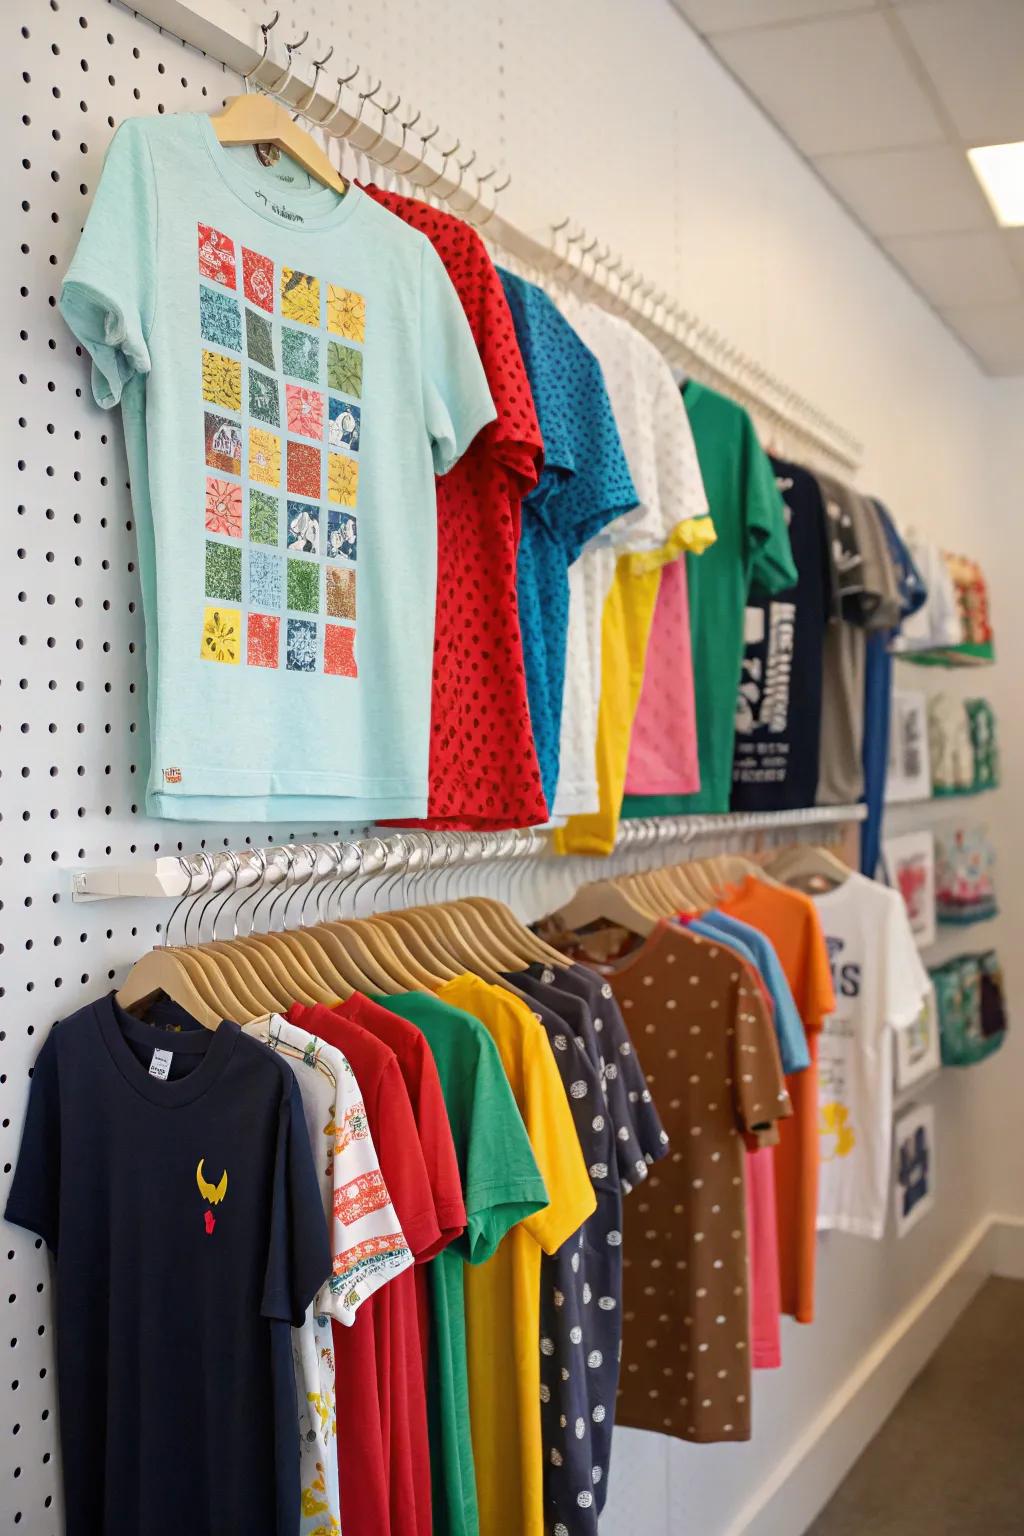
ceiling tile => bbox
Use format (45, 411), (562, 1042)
(1002, 228), (1024, 286)
(814, 144), (992, 235)
(713, 11), (945, 155)
(884, 230), (1022, 308)
(671, 1), (875, 36)
(895, 0), (1024, 146)
(939, 300), (1024, 374)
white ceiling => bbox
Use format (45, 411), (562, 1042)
(670, 0), (1024, 375)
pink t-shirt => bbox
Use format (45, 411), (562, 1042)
(624, 555), (700, 794)
(746, 1145), (782, 1370)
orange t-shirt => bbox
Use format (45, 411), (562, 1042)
(718, 876), (835, 1323)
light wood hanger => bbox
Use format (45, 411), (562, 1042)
(554, 879), (657, 938)
(765, 842), (851, 894)
(211, 94), (347, 194)
(117, 949), (223, 1028)
(373, 910), (462, 982)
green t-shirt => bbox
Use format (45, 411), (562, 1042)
(372, 992), (546, 1536)
(622, 379), (796, 816)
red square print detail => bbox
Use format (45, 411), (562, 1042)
(198, 223), (236, 288)
(287, 440), (322, 500)
(247, 612), (280, 669)
(324, 624), (357, 678)
(242, 247), (275, 313)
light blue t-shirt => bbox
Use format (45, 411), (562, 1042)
(497, 271), (637, 808)
(60, 114), (495, 821)
(695, 910), (810, 1075)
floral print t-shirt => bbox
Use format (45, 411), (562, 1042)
(60, 114), (494, 821)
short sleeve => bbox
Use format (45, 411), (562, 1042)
(883, 892), (931, 1028)
(262, 1075), (332, 1326)
(749, 935), (811, 1075)
(519, 1022), (597, 1255)
(60, 118), (157, 408)
(419, 239), (496, 474)
(4, 1029), (61, 1254)
(320, 1052), (413, 1324)
(409, 1040), (467, 1249)
(462, 1028), (549, 1265)
(800, 905), (838, 1030)
(730, 969), (792, 1144)
(595, 992), (670, 1187)
(371, 1057), (443, 1262)
(744, 413), (797, 595)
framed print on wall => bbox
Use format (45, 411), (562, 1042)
(883, 829), (936, 950)
(895, 982), (941, 1090)
(886, 689), (932, 803)
(893, 1103), (936, 1238)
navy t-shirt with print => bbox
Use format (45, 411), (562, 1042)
(731, 457), (831, 810)
(498, 271), (638, 807)
(4, 993), (330, 1536)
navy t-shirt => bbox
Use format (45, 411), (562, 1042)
(4, 993), (330, 1536)
(731, 458), (831, 810)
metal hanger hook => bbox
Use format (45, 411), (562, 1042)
(163, 856), (197, 948)
(270, 29), (309, 101)
(317, 64), (360, 130)
(294, 45), (333, 118)
(243, 9), (279, 92)
(183, 852), (216, 948)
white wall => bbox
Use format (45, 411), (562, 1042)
(318, 0), (1018, 1529)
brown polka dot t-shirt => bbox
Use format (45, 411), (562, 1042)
(564, 919), (791, 1443)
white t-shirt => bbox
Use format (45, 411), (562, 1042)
(812, 874), (930, 1239)
(244, 1014), (412, 1536)
(550, 298), (709, 816)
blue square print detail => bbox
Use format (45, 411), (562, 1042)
(287, 500), (321, 555)
(328, 398), (361, 453)
(326, 509), (358, 562)
(249, 548), (283, 611)
(200, 287), (242, 352)
(287, 618), (318, 672)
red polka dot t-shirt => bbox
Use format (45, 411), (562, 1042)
(363, 187), (548, 829)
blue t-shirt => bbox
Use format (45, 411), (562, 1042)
(861, 501), (928, 875)
(694, 910), (811, 1075)
(497, 272), (637, 806)
(60, 114), (495, 821)
(4, 994), (330, 1536)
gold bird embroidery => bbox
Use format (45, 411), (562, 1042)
(195, 1158), (228, 1205)
(819, 1103), (856, 1161)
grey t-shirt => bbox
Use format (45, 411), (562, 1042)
(816, 477), (900, 804)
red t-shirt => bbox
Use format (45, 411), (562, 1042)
(363, 185), (548, 829)
(287, 1001), (440, 1536)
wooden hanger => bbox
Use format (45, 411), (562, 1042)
(373, 910), (463, 982)
(765, 843), (850, 895)
(554, 879), (657, 938)
(117, 948), (223, 1029)
(211, 94), (347, 194)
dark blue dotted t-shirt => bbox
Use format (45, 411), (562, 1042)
(498, 272), (638, 808)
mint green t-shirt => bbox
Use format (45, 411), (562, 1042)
(623, 380), (796, 816)
(60, 114), (495, 820)
(371, 991), (546, 1536)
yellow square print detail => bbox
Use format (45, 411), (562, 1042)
(328, 452), (359, 507)
(281, 268), (320, 326)
(201, 349), (242, 411)
(328, 284), (366, 343)
(249, 427), (282, 487)
(200, 605), (242, 665)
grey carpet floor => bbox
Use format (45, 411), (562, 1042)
(805, 1276), (1024, 1536)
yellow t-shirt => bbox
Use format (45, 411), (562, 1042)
(437, 974), (597, 1536)
(556, 515), (715, 856)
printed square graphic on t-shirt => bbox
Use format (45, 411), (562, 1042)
(242, 246), (274, 312)
(287, 617), (317, 671)
(326, 565), (356, 620)
(281, 267), (320, 326)
(287, 440), (321, 500)
(248, 427), (281, 488)
(326, 510), (357, 562)
(205, 539), (242, 603)
(248, 367), (280, 427)
(327, 341), (362, 398)
(327, 283), (366, 342)
(248, 488), (279, 546)
(329, 397), (361, 453)
(324, 623), (357, 677)
(200, 287), (242, 352)
(204, 412), (242, 475)
(285, 384), (324, 440)
(249, 548), (283, 611)
(287, 558), (320, 614)
(200, 605), (242, 665)
(205, 478), (242, 538)
(202, 349), (242, 411)
(281, 326), (319, 384)
(245, 307), (275, 371)
(327, 452), (358, 507)
(198, 223), (236, 288)
(287, 501), (320, 555)
(247, 611), (280, 669)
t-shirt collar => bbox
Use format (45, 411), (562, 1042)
(94, 992), (238, 1107)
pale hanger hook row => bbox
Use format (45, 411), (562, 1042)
(316, 65), (361, 131)
(243, 9), (279, 93)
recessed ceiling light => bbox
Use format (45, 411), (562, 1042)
(968, 142), (1024, 227)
